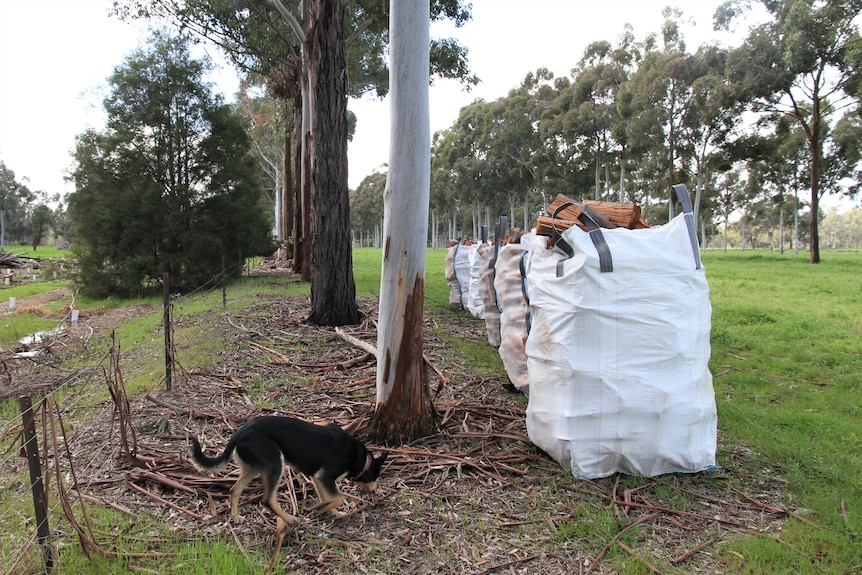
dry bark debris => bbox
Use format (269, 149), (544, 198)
(5, 283), (799, 574)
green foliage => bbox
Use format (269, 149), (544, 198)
(67, 31), (277, 299)
(350, 171), (386, 245)
(115, 0), (477, 100)
(0, 161), (63, 248)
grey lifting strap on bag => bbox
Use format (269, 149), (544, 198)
(552, 184), (701, 277)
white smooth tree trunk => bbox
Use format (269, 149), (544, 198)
(370, 0), (435, 441)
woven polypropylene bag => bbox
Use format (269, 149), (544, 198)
(524, 192), (716, 478)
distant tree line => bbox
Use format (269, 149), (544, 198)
(350, 1), (862, 260)
(0, 161), (70, 251)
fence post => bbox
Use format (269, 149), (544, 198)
(18, 395), (53, 572)
(162, 272), (172, 391)
(221, 255), (226, 308)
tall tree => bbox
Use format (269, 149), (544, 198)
(305, 0), (362, 325)
(368, 0), (435, 443)
(682, 44), (745, 241)
(350, 170), (385, 246)
(718, 0), (862, 262)
(68, 31), (275, 298)
(236, 82), (287, 240)
(116, 0), (476, 326)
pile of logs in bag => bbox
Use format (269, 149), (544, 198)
(446, 184), (717, 479)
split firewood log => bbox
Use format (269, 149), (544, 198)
(547, 194), (645, 230)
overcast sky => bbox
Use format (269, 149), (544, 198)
(3, 0), (853, 211)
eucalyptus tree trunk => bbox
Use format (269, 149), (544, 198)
(368, 0), (436, 443)
(306, 0), (361, 326)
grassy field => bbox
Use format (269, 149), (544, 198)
(701, 250), (861, 573)
(2, 247), (860, 574)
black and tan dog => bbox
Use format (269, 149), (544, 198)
(190, 416), (387, 530)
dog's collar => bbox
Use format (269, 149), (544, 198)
(351, 454), (373, 481)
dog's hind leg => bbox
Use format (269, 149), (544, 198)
(262, 469), (300, 530)
(229, 464), (257, 523)
(311, 473), (346, 517)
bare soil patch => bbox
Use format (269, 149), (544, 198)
(3, 275), (792, 574)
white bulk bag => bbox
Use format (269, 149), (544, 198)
(494, 232), (544, 393)
(465, 244), (485, 319)
(445, 242), (474, 312)
(477, 243), (502, 347)
(445, 244), (464, 311)
(525, 185), (717, 478)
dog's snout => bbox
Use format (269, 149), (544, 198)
(358, 480), (378, 494)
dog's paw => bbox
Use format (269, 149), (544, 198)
(276, 516), (300, 532)
(231, 513), (246, 524)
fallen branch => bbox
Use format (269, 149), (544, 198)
(671, 536), (719, 564)
(585, 512), (661, 575)
(70, 490), (137, 519)
(125, 481), (204, 521)
(730, 487), (826, 531)
(248, 341), (292, 364)
(616, 540), (664, 575)
(335, 326), (450, 388)
(126, 469), (196, 494)
(335, 327), (377, 356)
(613, 499), (746, 528)
(478, 554), (537, 574)
(144, 394), (221, 420)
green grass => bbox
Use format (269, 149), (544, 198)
(703, 250), (862, 573)
(1, 245), (72, 259)
(4, 247), (861, 574)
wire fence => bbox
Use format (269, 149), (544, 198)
(0, 257), (264, 574)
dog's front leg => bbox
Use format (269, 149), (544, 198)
(311, 475), (346, 517)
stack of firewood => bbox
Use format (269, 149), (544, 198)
(535, 194), (648, 238)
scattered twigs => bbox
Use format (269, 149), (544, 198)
(617, 540), (665, 574)
(477, 554), (537, 574)
(144, 394), (222, 420)
(671, 535), (719, 564)
(585, 512), (661, 575)
(125, 482), (204, 521)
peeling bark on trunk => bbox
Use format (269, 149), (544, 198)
(368, 0), (436, 444)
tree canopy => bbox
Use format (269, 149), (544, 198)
(68, 31), (276, 298)
(361, 1), (861, 257)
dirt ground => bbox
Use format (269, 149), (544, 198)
(2, 274), (791, 575)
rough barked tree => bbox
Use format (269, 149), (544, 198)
(68, 31), (276, 298)
(719, 0), (862, 263)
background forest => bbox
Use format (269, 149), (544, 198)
(2, 0), (862, 269)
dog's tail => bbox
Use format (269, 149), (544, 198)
(190, 436), (233, 473)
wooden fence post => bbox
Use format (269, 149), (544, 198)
(162, 272), (172, 391)
(18, 395), (53, 572)
(221, 255), (226, 308)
